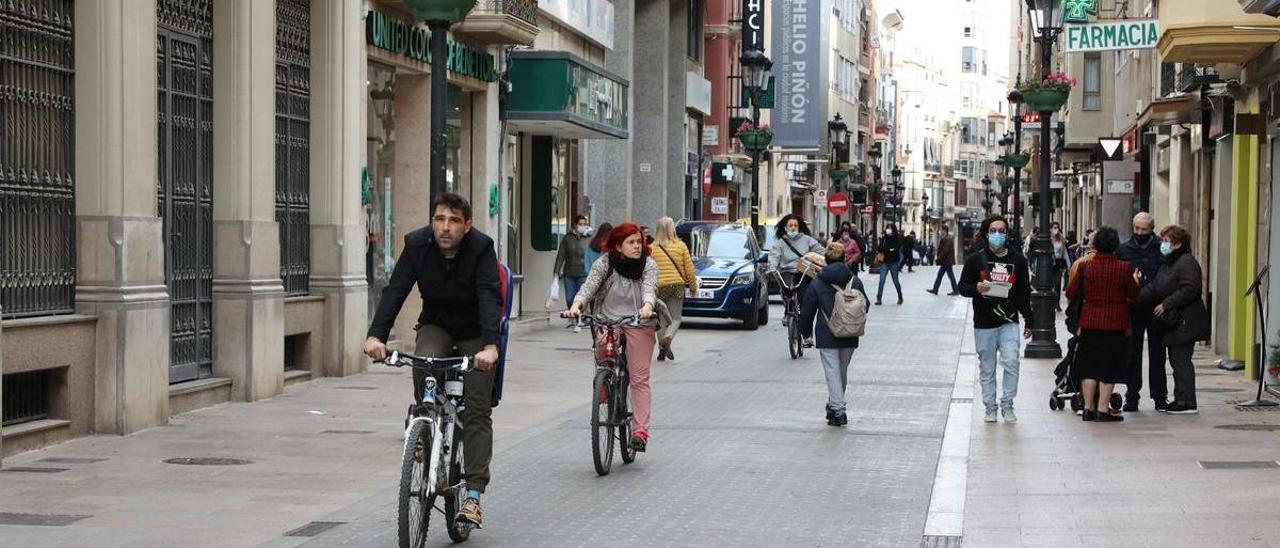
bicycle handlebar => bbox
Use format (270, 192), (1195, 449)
(564, 313), (642, 328)
(380, 351), (473, 372)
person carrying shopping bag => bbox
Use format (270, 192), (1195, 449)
(652, 217), (698, 361)
(554, 215), (592, 307)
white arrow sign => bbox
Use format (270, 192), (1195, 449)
(1099, 138), (1123, 161)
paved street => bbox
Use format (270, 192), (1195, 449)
(6, 267), (1280, 548)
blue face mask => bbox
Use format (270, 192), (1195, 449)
(988, 232), (1007, 249)
(1160, 241), (1173, 256)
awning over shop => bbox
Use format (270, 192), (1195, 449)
(1137, 95), (1198, 128)
(507, 51), (629, 139)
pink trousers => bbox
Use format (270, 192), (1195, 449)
(595, 326), (656, 438)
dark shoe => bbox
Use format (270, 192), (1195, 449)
(656, 345), (667, 361)
(875, 298), (883, 306)
(825, 405), (836, 422)
(1122, 399), (1139, 412)
(1081, 409), (1096, 422)
(1154, 399), (1170, 412)
(631, 435), (648, 452)
(1095, 411), (1125, 422)
(926, 289), (939, 295)
(661, 337), (674, 361)
(456, 497), (483, 527)
(897, 297), (904, 305)
(829, 411), (848, 426)
(1166, 402), (1199, 415)
(947, 291), (960, 296)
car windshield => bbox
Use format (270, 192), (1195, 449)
(684, 229), (753, 260)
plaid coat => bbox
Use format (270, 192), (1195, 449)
(1065, 253), (1139, 333)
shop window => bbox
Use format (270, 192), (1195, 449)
(531, 137), (575, 251)
(276, 0), (311, 297)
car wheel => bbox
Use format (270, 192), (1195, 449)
(757, 301), (769, 326)
(742, 304), (760, 330)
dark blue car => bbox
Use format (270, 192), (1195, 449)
(676, 222), (770, 330)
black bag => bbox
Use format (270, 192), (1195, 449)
(1065, 261), (1086, 334)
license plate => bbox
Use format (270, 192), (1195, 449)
(695, 290), (715, 299)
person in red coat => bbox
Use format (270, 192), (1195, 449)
(1065, 226), (1140, 422)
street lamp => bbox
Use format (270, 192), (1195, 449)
(1024, 0), (1065, 359)
(890, 166), (903, 229)
(921, 193), (931, 249)
(828, 114), (850, 228)
(867, 144), (883, 237)
(403, 0), (476, 203)
(982, 176), (994, 215)
(1007, 88), (1025, 243)
(740, 48), (773, 243)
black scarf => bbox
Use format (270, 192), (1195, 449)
(608, 253), (646, 280)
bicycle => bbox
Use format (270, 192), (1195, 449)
(381, 351), (475, 547)
(570, 314), (641, 476)
(772, 270), (806, 359)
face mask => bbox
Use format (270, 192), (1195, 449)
(886, 229), (894, 235)
(577, 226), (592, 236)
(1051, 228), (1060, 236)
(1160, 241), (1173, 256)
(988, 233), (1008, 249)
(786, 228), (800, 239)
(1134, 233), (1153, 245)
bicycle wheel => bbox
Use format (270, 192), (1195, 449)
(591, 368), (615, 476)
(443, 425), (471, 543)
(617, 372), (636, 464)
(398, 419), (434, 548)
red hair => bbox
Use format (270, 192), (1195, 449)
(606, 222), (651, 258)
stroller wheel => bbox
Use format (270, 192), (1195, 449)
(1109, 393), (1123, 413)
(1070, 394), (1083, 412)
(1048, 395), (1060, 411)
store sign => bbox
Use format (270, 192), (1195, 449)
(703, 125), (719, 146)
(540, 0), (615, 50)
(771, 0), (821, 148)
(742, 0), (764, 54)
(507, 52), (630, 139)
(1064, 19), (1159, 53)
(711, 197), (730, 215)
(1063, 0), (1099, 24)
(1107, 179), (1134, 194)
(365, 10), (497, 82)
(815, 189), (828, 207)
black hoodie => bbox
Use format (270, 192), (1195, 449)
(799, 262), (870, 348)
(957, 245), (1034, 329)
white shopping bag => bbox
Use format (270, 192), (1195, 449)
(544, 275), (562, 309)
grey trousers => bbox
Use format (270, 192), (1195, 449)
(414, 324), (495, 493)
(820, 347), (856, 412)
(660, 295), (684, 341)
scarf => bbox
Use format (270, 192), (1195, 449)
(608, 253), (646, 280)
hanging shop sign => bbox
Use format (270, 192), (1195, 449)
(1064, 19), (1159, 53)
(366, 9), (498, 82)
(741, 0), (764, 54)
(771, 0), (822, 148)
(506, 51), (630, 139)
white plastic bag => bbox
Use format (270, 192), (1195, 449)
(544, 275), (562, 309)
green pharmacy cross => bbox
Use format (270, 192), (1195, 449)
(1063, 0), (1098, 24)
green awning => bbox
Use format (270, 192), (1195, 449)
(507, 51), (629, 140)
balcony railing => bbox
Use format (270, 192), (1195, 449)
(453, 0), (539, 46)
(474, 0), (537, 24)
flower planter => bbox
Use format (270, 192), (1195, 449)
(737, 131), (773, 151)
(828, 168), (849, 182)
(1022, 89), (1069, 112)
(1005, 153), (1030, 169)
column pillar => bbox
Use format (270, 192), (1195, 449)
(211, 0), (285, 401)
(391, 75), (432, 347)
(310, 0), (369, 376)
(470, 82), (502, 239)
(74, 0), (171, 434)
(632, 0), (671, 224)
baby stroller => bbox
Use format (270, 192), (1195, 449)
(1050, 336), (1123, 412)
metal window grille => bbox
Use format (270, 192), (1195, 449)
(276, 0), (310, 297)
(158, 0), (214, 384)
(2, 370), (51, 426)
(0, 0), (76, 319)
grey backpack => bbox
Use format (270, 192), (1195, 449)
(821, 278), (868, 338)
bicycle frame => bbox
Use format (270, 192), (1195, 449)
(386, 352), (471, 495)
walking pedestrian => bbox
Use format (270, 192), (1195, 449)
(904, 231), (918, 272)
(1065, 227), (1139, 422)
(1116, 212), (1168, 411)
(958, 215), (1033, 424)
(555, 215), (591, 309)
(1051, 222), (1068, 310)
(926, 225), (959, 296)
(1134, 225), (1209, 415)
(840, 223), (863, 275)
(875, 224), (905, 305)
(798, 242), (870, 426)
(585, 222), (613, 272)
(852, 226), (869, 274)
(651, 217), (698, 362)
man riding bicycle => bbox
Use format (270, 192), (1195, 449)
(364, 193), (501, 529)
(768, 214), (825, 346)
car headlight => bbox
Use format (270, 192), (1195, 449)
(730, 272), (754, 286)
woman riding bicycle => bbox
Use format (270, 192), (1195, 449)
(564, 222), (668, 452)
(768, 214), (825, 345)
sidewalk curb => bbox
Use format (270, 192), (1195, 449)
(921, 312), (975, 543)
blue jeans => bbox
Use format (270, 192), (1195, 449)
(975, 322), (1022, 411)
(563, 275), (586, 308)
(877, 260), (902, 300)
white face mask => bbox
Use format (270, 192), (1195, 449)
(577, 225), (592, 236)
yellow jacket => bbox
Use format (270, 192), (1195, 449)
(652, 240), (699, 291)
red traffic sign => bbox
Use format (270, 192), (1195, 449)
(827, 192), (851, 216)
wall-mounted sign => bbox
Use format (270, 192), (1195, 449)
(1064, 19), (1159, 53)
(703, 125), (719, 146)
(1063, 0), (1100, 24)
(771, 0), (821, 147)
(815, 189), (828, 207)
(366, 9), (497, 82)
(741, 0), (764, 54)
(1098, 137), (1124, 161)
(711, 197), (730, 215)
(1107, 179), (1135, 195)
(639, 163), (652, 173)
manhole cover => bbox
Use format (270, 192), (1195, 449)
(1215, 424), (1280, 432)
(285, 521), (346, 537)
(1198, 388), (1244, 393)
(0, 512), (90, 526)
(162, 457), (253, 466)
(335, 386), (378, 390)
(1198, 460), (1279, 470)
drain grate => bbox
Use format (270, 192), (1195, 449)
(1232, 401), (1280, 411)
(0, 512), (90, 526)
(335, 386), (378, 390)
(0, 467), (68, 474)
(162, 457), (253, 466)
(1214, 424), (1280, 432)
(951, 397), (973, 404)
(1198, 388), (1244, 393)
(320, 430), (375, 435)
(285, 521), (346, 537)
(921, 535), (963, 548)
(1198, 460), (1280, 470)
(36, 457), (108, 465)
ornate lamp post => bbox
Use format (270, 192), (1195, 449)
(981, 175), (994, 215)
(828, 113), (850, 228)
(1024, 0), (1066, 359)
(867, 144), (883, 234)
(740, 48), (773, 243)
(890, 166), (903, 229)
(921, 193), (931, 251)
(1007, 89), (1026, 243)
(404, 0), (476, 202)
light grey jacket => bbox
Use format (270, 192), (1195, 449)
(769, 233), (825, 272)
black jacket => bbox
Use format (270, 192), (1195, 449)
(368, 227), (502, 346)
(1117, 236), (1164, 310)
(878, 233), (903, 264)
(937, 235), (956, 266)
(799, 263), (869, 348)
(1135, 250), (1209, 347)
(957, 246), (1034, 329)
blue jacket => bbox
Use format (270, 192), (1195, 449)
(799, 263), (870, 349)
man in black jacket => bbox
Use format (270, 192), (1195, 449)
(958, 215), (1034, 424)
(927, 225), (959, 296)
(1115, 212), (1168, 412)
(364, 193), (501, 528)
(904, 231), (918, 272)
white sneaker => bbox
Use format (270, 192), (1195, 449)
(1001, 406), (1018, 424)
(984, 409), (998, 423)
